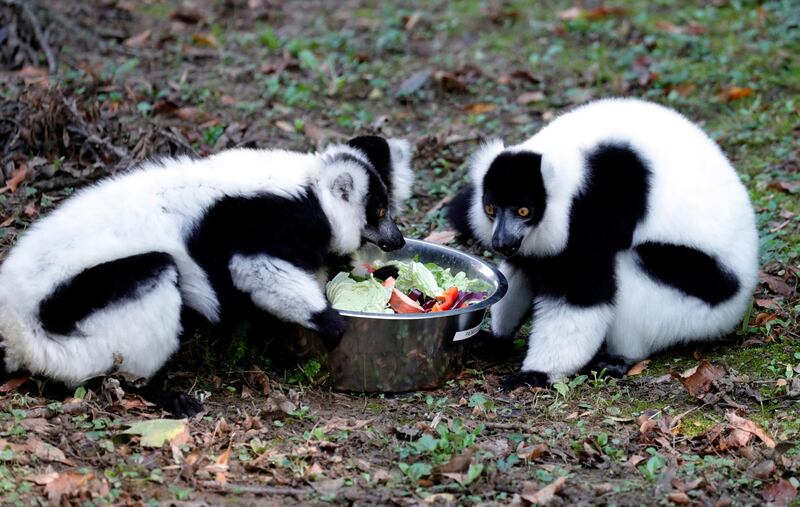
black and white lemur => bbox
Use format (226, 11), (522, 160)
(0, 135), (413, 414)
(448, 98), (758, 390)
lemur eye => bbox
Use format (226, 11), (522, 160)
(517, 207), (530, 217)
(378, 208), (387, 218)
(484, 204), (496, 217)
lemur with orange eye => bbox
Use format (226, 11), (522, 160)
(0, 136), (413, 416)
(449, 98), (758, 390)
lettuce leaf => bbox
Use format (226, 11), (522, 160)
(326, 272), (392, 313)
(393, 261), (440, 298)
(424, 263), (492, 292)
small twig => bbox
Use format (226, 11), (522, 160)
(197, 481), (308, 497)
(23, 401), (87, 419)
(481, 421), (530, 431)
(4, 0), (57, 73)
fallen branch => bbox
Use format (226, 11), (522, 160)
(23, 401), (87, 419)
(3, 0), (57, 73)
(197, 480), (308, 497)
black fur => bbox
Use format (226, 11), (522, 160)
(447, 188), (475, 241)
(186, 190), (333, 321)
(38, 252), (175, 335)
(483, 152), (547, 226)
(635, 242), (739, 305)
(310, 305), (346, 350)
(507, 144), (651, 307)
(500, 370), (549, 391)
(582, 350), (633, 378)
(347, 136), (393, 196)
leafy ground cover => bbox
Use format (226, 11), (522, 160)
(0, 0), (798, 505)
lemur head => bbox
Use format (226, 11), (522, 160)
(467, 141), (547, 257)
(319, 136), (412, 254)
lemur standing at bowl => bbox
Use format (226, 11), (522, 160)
(0, 136), (413, 416)
(448, 98), (758, 390)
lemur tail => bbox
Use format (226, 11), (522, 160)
(0, 252), (184, 386)
(447, 187), (477, 242)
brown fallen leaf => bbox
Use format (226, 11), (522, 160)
(760, 272), (794, 297)
(754, 298), (780, 309)
(244, 365), (272, 396)
(726, 411), (775, 448)
(3, 164), (28, 193)
(25, 471), (59, 485)
(671, 361), (725, 398)
(767, 181), (800, 194)
(28, 437), (75, 465)
(723, 86), (754, 101)
(123, 29), (151, 48)
(517, 91), (545, 105)
(264, 392), (297, 416)
(435, 449), (473, 474)
(191, 33), (218, 47)
(762, 478), (797, 505)
(0, 375), (30, 393)
(274, 120), (295, 133)
(424, 229), (457, 245)
(585, 6), (627, 20)
(516, 441), (548, 460)
(215, 447), (231, 485)
(521, 476), (567, 505)
(558, 6), (583, 20)
(434, 71), (469, 94)
(462, 103), (496, 114)
(627, 359), (651, 376)
(171, 6), (208, 24)
(44, 471), (104, 503)
(667, 491), (690, 505)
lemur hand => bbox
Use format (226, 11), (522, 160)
(500, 370), (550, 392)
(311, 306), (346, 350)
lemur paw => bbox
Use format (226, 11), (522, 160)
(500, 371), (550, 392)
(311, 307), (346, 350)
(586, 360), (631, 379)
(583, 352), (633, 379)
(154, 391), (204, 418)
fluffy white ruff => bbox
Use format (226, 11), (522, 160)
(386, 138), (415, 212)
(0, 144), (376, 384)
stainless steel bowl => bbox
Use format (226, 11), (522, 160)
(323, 238), (507, 392)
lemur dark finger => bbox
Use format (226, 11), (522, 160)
(372, 265), (399, 281)
(154, 392), (204, 418)
(311, 307), (346, 350)
(500, 371), (549, 392)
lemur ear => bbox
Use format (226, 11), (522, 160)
(330, 172), (354, 202)
(347, 135), (391, 174)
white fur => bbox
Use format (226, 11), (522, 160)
(489, 260), (534, 338)
(0, 142), (392, 385)
(467, 98), (758, 378)
(386, 138), (415, 212)
(522, 298), (614, 382)
(229, 255), (328, 329)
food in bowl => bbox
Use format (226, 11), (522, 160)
(326, 259), (491, 314)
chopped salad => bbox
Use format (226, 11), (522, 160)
(326, 259), (490, 314)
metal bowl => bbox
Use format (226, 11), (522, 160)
(323, 238), (507, 393)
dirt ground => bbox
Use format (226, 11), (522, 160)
(0, 1), (798, 505)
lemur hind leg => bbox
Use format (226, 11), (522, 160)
(229, 254), (346, 349)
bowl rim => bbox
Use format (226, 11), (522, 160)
(337, 238), (509, 320)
